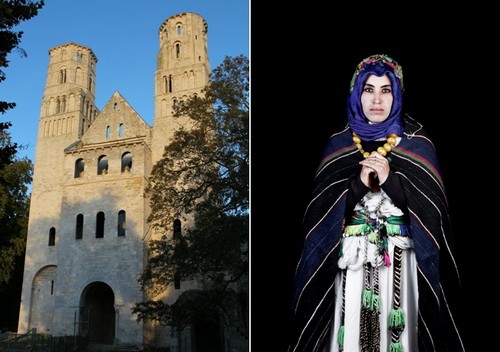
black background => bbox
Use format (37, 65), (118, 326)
(251, 6), (497, 351)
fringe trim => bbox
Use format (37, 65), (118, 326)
(388, 308), (405, 331)
(343, 223), (411, 237)
(389, 342), (403, 352)
(337, 325), (344, 348)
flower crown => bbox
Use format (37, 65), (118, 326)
(350, 54), (404, 93)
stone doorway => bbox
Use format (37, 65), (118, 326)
(80, 282), (115, 344)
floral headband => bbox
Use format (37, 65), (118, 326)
(349, 54), (404, 92)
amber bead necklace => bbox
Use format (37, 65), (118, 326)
(352, 132), (398, 158)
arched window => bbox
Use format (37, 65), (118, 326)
(60, 69), (67, 84)
(173, 219), (183, 289)
(106, 126), (110, 139)
(96, 211), (105, 238)
(117, 210), (126, 237)
(121, 152), (132, 172)
(175, 43), (181, 58)
(49, 227), (56, 246)
(61, 96), (66, 113)
(168, 75), (173, 93)
(76, 214), (84, 239)
(177, 24), (182, 35)
(97, 155), (109, 175)
(74, 158), (85, 178)
(174, 219), (181, 235)
(119, 123), (124, 137)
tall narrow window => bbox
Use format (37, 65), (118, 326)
(60, 69), (67, 83)
(97, 155), (109, 175)
(168, 75), (173, 93)
(96, 211), (105, 238)
(173, 219), (183, 289)
(74, 158), (85, 178)
(119, 123), (124, 137)
(76, 214), (84, 239)
(174, 219), (181, 235)
(177, 25), (182, 35)
(106, 126), (110, 139)
(121, 152), (132, 172)
(49, 227), (56, 246)
(175, 43), (181, 58)
(117, 210), (126, 237)
(61, 96), (66, 113)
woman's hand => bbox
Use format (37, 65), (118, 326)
(359, 153), (390, 187)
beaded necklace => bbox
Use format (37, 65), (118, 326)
(352, 132), (398, 158)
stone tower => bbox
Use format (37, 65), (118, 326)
(152, 12), (210, 164)
(17, 42), (100, 337)
(17, 12), (219, 351)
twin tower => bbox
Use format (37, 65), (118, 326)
(17, 12), (218, 350)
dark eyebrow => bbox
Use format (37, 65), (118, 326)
(363, 83), (391, 88)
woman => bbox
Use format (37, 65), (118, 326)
(287, 54), (464, 351)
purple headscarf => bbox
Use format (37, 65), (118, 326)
(347, 54), (404, 141)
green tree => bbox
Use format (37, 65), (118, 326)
(132, 55), (249, 338)
(0, 0), (44, 330)
(1, 0), (45, 117)
(0, 128), (32, 331)
(0, 128), (32, 283)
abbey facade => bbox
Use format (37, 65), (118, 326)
(16, 12), (245, 352)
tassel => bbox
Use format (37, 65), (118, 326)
(386, 223), (400, 235)
(368, 231), (378, 243)
(360, 305), (370, 351)
(369, 307), (380, 349)
(344, 224), (366, 236)
(388, 308), (405, 331)
(382, 237), (388, 252)
(372, 293), (380, 313)
(389, 341), (403, 352)
(384, 251), (391, 267)
(362, 289), (373, 309)
(337, 325), (344, 348)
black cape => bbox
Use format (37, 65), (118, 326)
(287, 117), (465, 352)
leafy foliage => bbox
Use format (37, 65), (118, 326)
(1, 0), (45, 116)
(133, 55), (249, 338)
(0, 127), (32, 285)
(0, 0), (43, 330)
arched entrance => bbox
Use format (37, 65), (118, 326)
(80, 282), (115, 344)
(192, 314), (224, 352)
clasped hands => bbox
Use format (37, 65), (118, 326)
(359, 153), (390, 188)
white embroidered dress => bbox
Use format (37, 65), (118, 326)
(326, 189), (419, 352)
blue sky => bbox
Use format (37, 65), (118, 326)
(0, 0), (250, 162)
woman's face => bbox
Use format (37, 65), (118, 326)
(361, 74), (393, 124)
